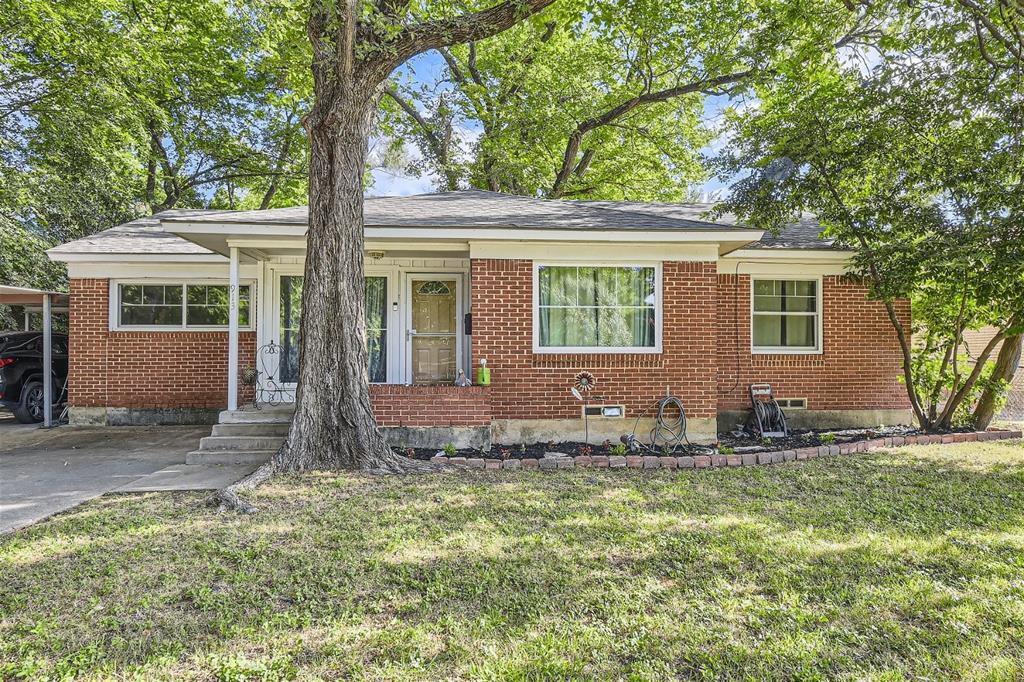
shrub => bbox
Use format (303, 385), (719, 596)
(442, 442), (457, 457)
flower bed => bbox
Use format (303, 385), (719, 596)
(419, 429), (1023, 471)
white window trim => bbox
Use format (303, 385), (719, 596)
(110, 279), (257, 332)
(532, 261), (663, 354)
(750, 276), (823, 355)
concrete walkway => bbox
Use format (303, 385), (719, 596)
(0, 414), (256, 534)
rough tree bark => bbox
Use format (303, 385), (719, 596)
(215, 0), (557, 511)
(972, 333), (1022, 430)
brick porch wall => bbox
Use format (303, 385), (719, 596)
(68, 278), (256, 409)
(715, 274), (911, 412)
(470, 259), (720, 421)
(370, 384), (491, 426)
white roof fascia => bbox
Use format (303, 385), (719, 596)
(723, 248), (851, 261)
(47, 252), (226, 263)
(167, 222), (764, 244)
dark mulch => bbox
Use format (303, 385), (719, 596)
(395, 423), (962, 461)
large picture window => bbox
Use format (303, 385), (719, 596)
(752, 279), (821, 353)
(118, 283), (251, 329)
(536, 265), (658, 351)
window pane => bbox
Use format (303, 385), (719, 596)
(207, 285), (229, 306)
(597, 307), (656, 347)
(786, 315), (816, 347)
(616, 267), (655, 306)
(280, 276), (302, 383)
(365, 277), (387, 382)
(142, 285), (165, 305)
(185, 285), (250, 327)
(753, 315), (783, 347)
(539, 267), (577, 306)
(595, 268), (618, 307)
(753, 294), (783, 312)
(121, 304), (182, 326)
(121, 284), (142, 305)
(187, 285), (207, 304)
(564, 307), (598, 346)
(188, 305), (226, 326)
(786, 296), (817, 313)
(576, 267), (598, 306)
(789, 280), (816, 297)
(540, 307), (600, 347)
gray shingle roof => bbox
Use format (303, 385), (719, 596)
(50, 190), (836, 258)
(161, 190), (746, 231)
(570, 200), (838, 250)
(47, 209), (219, 256)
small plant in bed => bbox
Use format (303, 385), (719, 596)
(442, 442), (458, 457)
(820, 432), (837, 445)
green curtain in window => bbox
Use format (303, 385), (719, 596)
(365, 277), (387, 382)
(538, 266), (655, 348)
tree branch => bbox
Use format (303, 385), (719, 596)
(376, 0), (557, 77)
(385, 87), (459, 189)
(549, 70), (755, 197)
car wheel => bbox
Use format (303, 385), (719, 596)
(13, 381), (44, 424)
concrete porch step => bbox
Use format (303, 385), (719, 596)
(186, 449), (275, 465)
(211, 422), (291, 437)
(199, 435), (285, 451)
(219, 407), (294, 424)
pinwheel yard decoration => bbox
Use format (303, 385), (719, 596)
(574, 371), (596, 394)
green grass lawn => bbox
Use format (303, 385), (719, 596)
(3, 441), (1024, 681)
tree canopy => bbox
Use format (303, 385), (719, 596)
(717, 0), (1024, 429)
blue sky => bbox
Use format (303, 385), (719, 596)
(370, 52), (737, 198)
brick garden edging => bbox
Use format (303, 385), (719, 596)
(429, 429), (1024, 471)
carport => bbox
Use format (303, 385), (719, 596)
(0, 285), (69, 428)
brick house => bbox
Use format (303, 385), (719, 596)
(47, 190), (913, 448)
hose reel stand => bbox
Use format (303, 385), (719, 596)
(749, 383), (788, 437)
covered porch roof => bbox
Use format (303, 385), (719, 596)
(159, 190), (765, 261)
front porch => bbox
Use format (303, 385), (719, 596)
(213, 240), (475, 413)
(186, 384), (493, 464)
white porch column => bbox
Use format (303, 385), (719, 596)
(42, 293), (52, 428)
(228, 246), (240, 411)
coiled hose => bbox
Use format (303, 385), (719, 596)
(625, 395), (714, 455)
(752, 397), (787, 435)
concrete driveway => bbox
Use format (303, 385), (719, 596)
(0, 413), (252, 534)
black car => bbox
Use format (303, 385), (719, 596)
(0, 331), (69, 423)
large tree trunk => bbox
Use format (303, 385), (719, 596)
(273, 83), (427, 473)
(972, 333), (1022, 430)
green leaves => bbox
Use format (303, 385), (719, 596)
(0, 0), (312, 244)
(716, 0), (1024, 429)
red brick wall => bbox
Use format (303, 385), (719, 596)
(68, 279), (256, 410)
(715, 274), (911, 412)
(370, 384), (491, 426)
(470, 259), (720, 421)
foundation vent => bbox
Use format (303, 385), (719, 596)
(584, 405), (625, 418)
